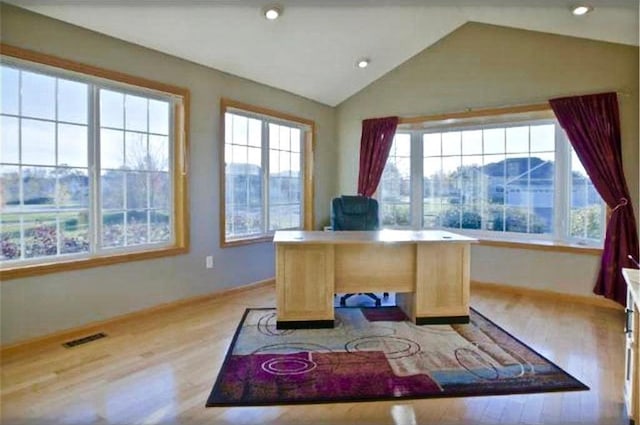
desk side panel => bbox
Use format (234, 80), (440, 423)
(276, 244), (335, 322)
(415, 243), (470, 318)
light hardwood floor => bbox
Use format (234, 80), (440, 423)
(0, 284), (628, 425)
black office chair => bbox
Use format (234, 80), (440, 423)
(331, 195), (388, 307)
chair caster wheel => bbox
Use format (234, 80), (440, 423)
(383, 293), (389, 299)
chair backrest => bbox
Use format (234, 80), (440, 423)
(331, 196), (380, 231)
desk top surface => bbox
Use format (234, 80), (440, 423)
(273, 229), (477, 244)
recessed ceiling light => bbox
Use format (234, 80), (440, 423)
(571, 5), (593, 15)
(356, 58), (370, 69)
(264, 5), (282, 20)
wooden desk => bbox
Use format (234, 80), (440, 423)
(274, 230), (477, 329)
(623, 268), (640, 424)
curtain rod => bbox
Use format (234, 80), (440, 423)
(398, 90), (632, 125)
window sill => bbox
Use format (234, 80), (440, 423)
(0, 246), (188, 281)
(476, 238), (603, 255)
(222, 235), (274, 248)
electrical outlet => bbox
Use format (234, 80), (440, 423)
(206, 256), (214, 269)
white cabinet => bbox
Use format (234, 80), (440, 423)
(623, 268), (640, 424)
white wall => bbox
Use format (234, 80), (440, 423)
(0, 5), (337, 345)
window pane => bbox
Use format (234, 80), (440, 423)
(506, 126), (529, 153)
(269, 123), (280, 150)
(0, 209), (21, 260)
(380, 134), (411, 227)
(440, 206), (461, 230)
(460, 155), (483, 207)
(149, 99), (169, 135)
(58, 79), (88, 124)
(1, 116), (19, 164)
(60, 211), (90, 255)
(148, 135), (169, 172)
(462, 130), (482, 155)
(247, 118), (261, 148)
(0, 165), (20, 210)
(150, 172), (170, 209)
(23, 214), (58, 259)
(22, 119), (55, 166)
(23, 166), (56, 206)
(100, 89), (124, 129)
(232, 115), (248, 145)
(22, 71), (55, 120)
(57, 168), (89, 209)
(102, 171), (125, 210)
(423, 157), (443, 228)
(270, 204), (300, 230)
(1, 65), (19, 115)
(484, 154), (506, 208)
(280, 151), (290, 175)
(439, 156), (462, 226)
(125, 94), (148, 132)
(100, 129), (124, 170)
(530, 124), (554, 152)
(279, 126), (290, 151)
(484, 128), (504, 154)
(58, 124), (88, 168)
(529, 152), (554, 234)
(125, 132), (148, 170)
(102, 212), (124, 248)
(442, 131), (461, 156)
(291, 128), (301, 152)
(269, 150), (279, 174)
(150, 210), (170, 243)
(232, 145), (248, 166)
(126, 172), (148, 209)
(569, 149), (603, 240)
(291, 153), (300, 174)
(423, 133), (441, 157)
(126, 210), (148, 245)
(248, 147), (261, 167)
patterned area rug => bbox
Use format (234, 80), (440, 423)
(206, 307), (588, 406)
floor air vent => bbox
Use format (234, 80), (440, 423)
(62, 332), (107, 348)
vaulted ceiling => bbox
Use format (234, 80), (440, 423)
(8, 0), (639, 106)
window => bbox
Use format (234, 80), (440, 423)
(221, 99), (314, 246)
(0, 46), (189, 279)
(379, 108), (605, 246)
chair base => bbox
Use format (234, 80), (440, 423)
(340, 292), (389, 307)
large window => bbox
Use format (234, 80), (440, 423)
(379, 109), (605, 246)
(221, 100), (313, 246)
(0, 47), (188, 279)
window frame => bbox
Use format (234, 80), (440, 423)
(379, 105), (606, 249)
(219, 98), (314, 247)
(0, 44), (190, 280)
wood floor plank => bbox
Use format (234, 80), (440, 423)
(0, 284), (627, 424)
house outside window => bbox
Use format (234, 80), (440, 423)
(221, 100), (314, 246)
(0, 48), (189, 279)
(379, 109), (605, 246)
